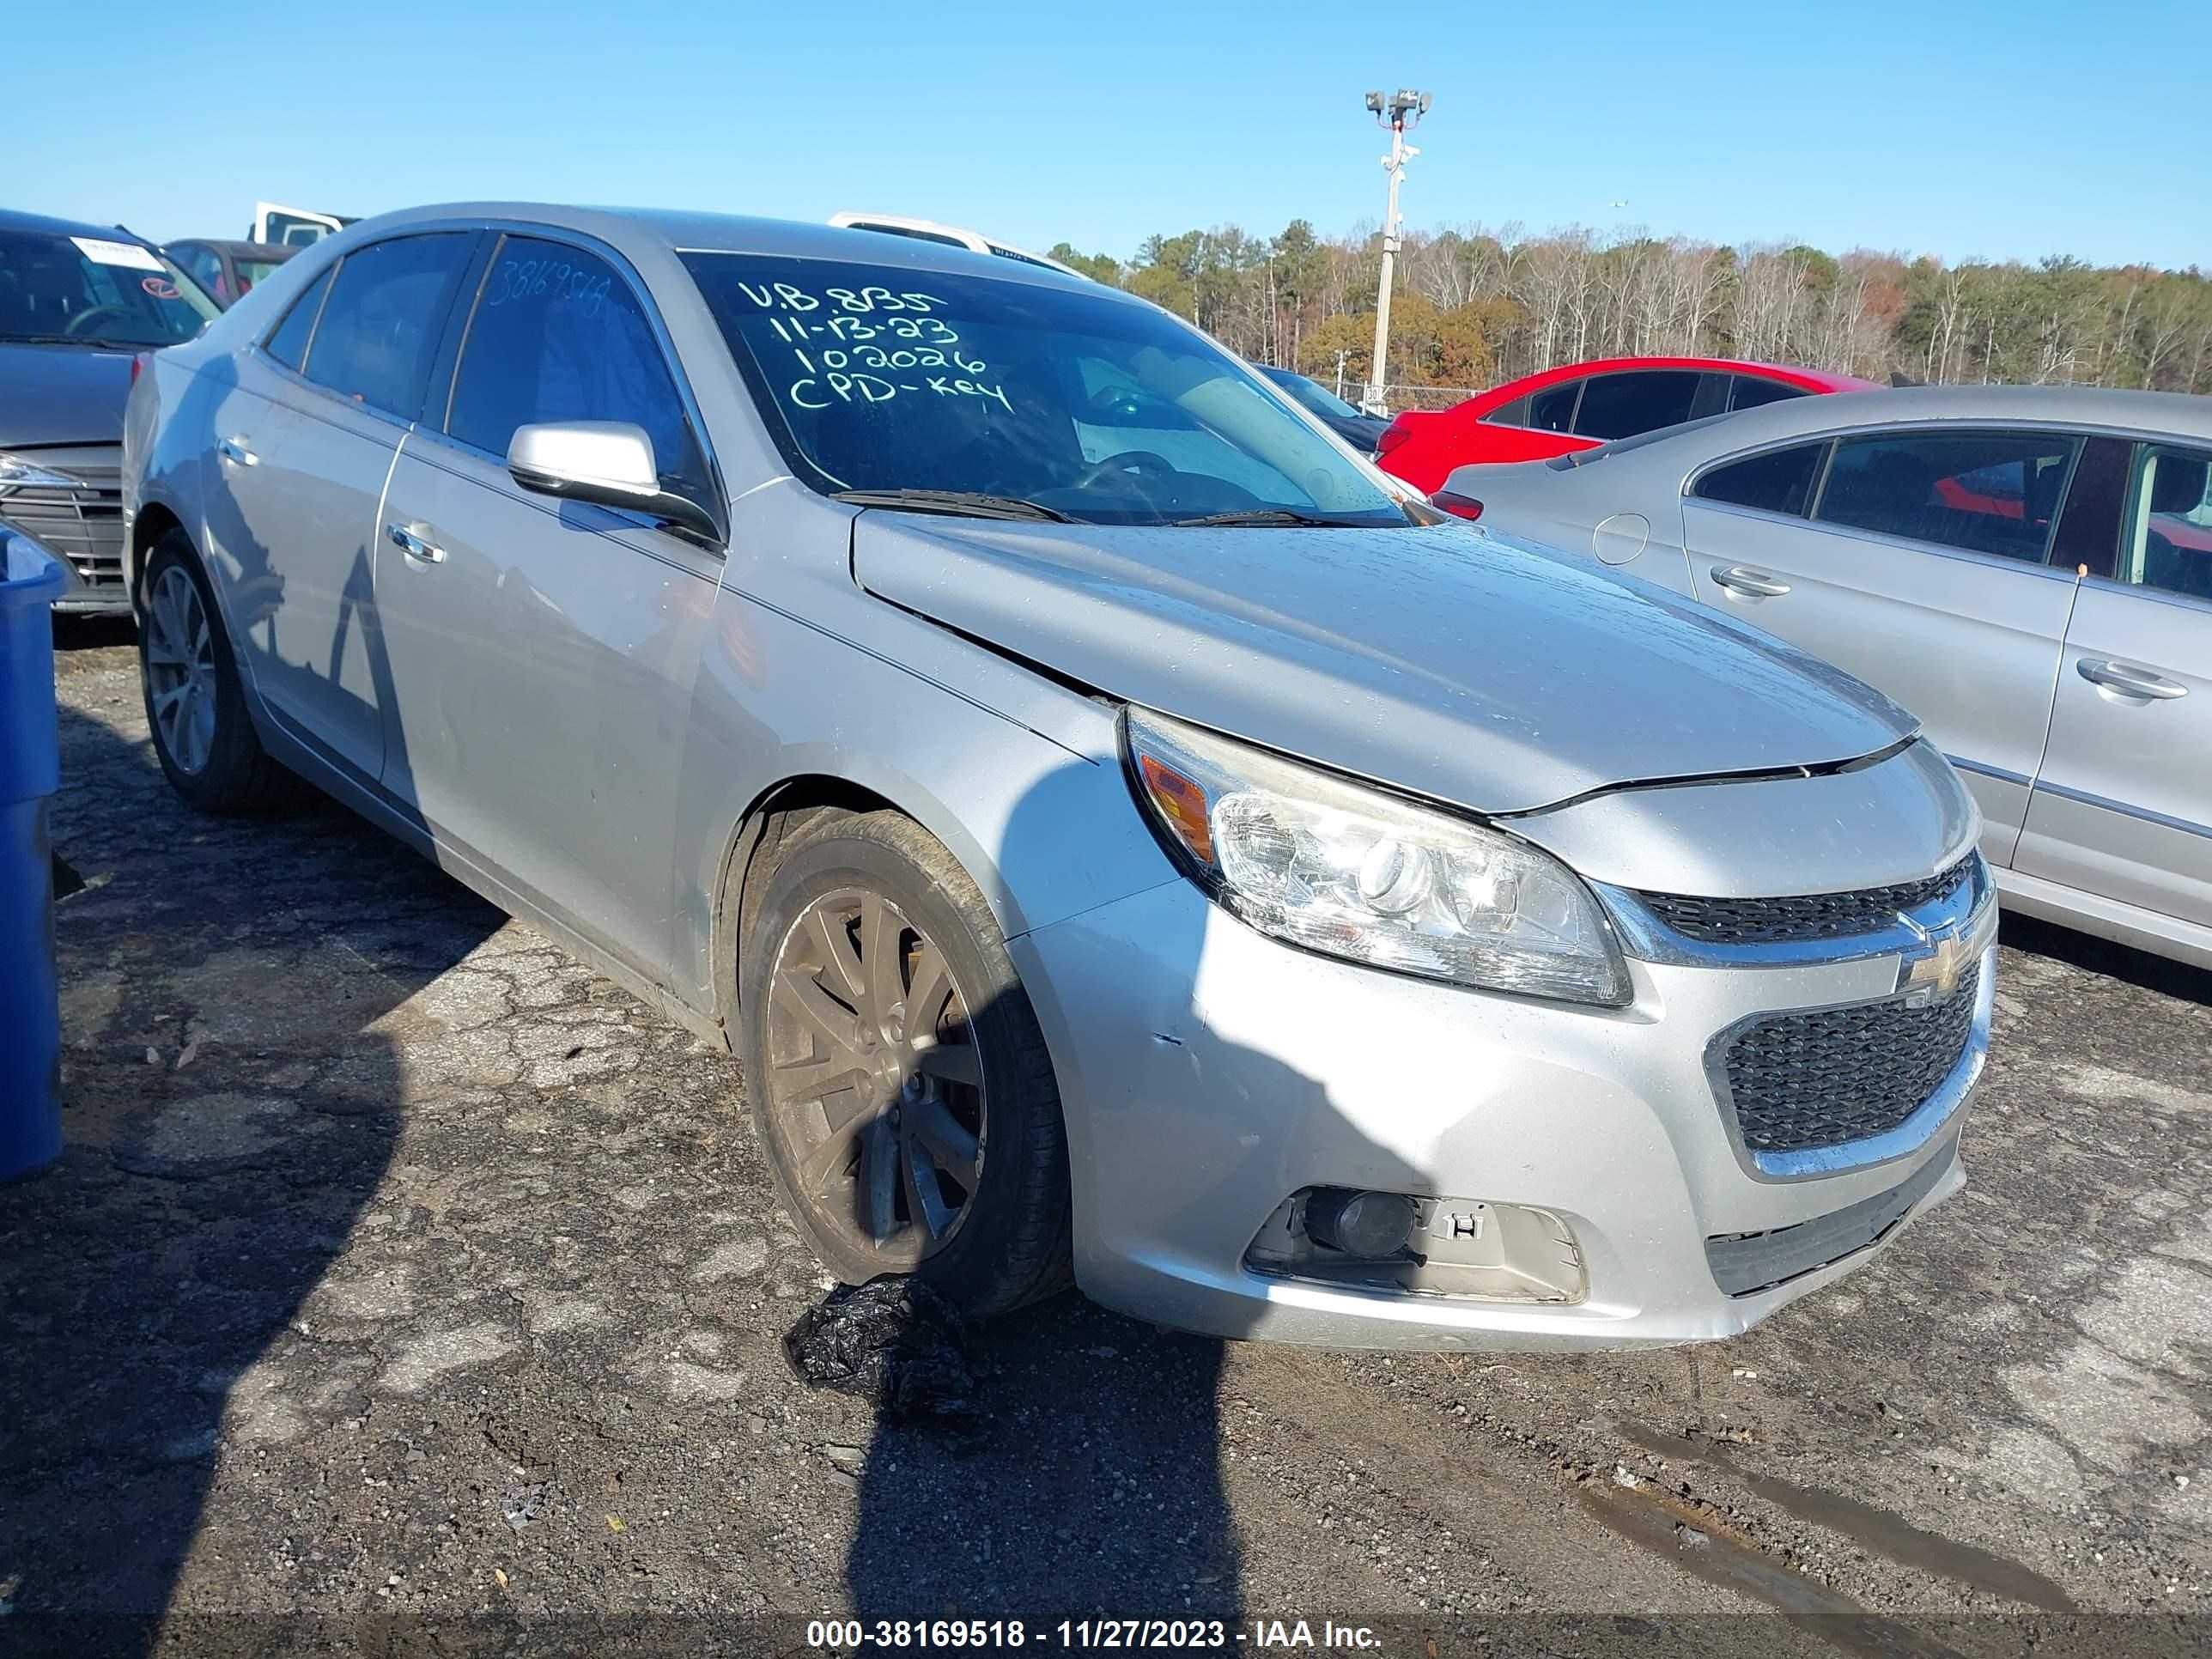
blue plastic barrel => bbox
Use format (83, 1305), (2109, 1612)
(0, 531), (65, 1181)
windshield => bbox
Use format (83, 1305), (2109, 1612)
(0, 229), (217, 348)
(1262, 366), (1364, 421)
(683, 252), (1409, 527)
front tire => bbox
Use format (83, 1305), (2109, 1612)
(137, 531), (295, 814)
(738, 810), (1072, 1320)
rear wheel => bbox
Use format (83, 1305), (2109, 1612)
(738, 810), (1071, 1319)
(138, 532), (295, 813)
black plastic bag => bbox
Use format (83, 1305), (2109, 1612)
(781, 1277), (979, 1431)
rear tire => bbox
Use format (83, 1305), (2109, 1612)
(738, 809), (1072, 1320)
(137, 531), (295, 814)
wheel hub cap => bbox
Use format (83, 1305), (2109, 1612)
(763, 889), (988, 1269)
(143, 566), (218, 776)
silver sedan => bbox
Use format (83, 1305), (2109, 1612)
(124, 205), (1989, 1349)
(1443, 385), (2212, 971)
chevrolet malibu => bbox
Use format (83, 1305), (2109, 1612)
(123, 204), (1994, 1348)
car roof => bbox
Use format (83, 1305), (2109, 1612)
(171, 239), (295, 258)
(0, 206), (157, 243)
(1625, 382), (2212, 452)
(1485, 356), (1881, 400)
(322, 202), (1118, 300)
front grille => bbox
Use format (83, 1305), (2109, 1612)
(0, 445), (125, 592)
(1722, 964), (1979, 1155)
(1644, 854), (1976, 946)
(1706, 1140), (1955, 1297)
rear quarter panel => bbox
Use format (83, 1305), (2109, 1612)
(1386, 410), (1589, 492)
(121, 354), (210, 596)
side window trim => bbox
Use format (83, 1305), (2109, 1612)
(427, 224), (727, 540)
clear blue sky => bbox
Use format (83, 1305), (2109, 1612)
(15, 0), (2208, 270)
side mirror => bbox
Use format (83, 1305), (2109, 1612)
(507, 422), (720, 543)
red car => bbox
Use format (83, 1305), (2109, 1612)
(1375, 356), (1881, 495)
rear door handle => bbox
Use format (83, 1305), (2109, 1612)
(2077, 658), (2187, 701)
(1709, 565), (1791, 599)
(386, 523), (447, 565)
(216, 437), (258, 467)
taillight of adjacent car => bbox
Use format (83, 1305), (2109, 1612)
(1431, 489), (1484, 521)
(130, 352), (151, 388)
(1375, 417), (1413, 460)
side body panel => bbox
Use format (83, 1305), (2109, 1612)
(665, 483), (1182, 1015)
(374, 433), (723, 985)
(1680, 500), (2073, 865)
(195, 349), (403, 781)
(2016, 580), (2212, 933)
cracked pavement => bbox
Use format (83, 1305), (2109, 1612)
(3, 631), (2209, 1656)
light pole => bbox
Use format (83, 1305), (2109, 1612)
(1362, 87), (1431, 416)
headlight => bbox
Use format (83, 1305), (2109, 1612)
(0, 453), (87, 497)
(1125, 707), (1629, 1006)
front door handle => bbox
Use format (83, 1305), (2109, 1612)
(216, 437), (258, 467)
(386, 523), (447, 565)
(1709, 565), (1791, 599)
(2077, 658), (2187, 701)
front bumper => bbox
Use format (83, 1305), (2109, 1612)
(1, 448), (130, 615)
(46, 552), (131, 616)
(1014, 878), (1983, 1352)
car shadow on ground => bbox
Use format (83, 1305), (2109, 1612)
(0, 665), (498, 1648)
(1998, 911), (2212, 1006)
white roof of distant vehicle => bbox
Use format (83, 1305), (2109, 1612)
(828, 212), (1088, 281)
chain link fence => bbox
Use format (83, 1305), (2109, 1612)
(1317, 377), (1486, 416)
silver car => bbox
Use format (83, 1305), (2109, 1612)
(123, 205), (1991, 1350)
(1443, 386), (2212, 971)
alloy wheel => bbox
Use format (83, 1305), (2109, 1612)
(143, 565), (217, 775)
(762, 888), (987, 1270)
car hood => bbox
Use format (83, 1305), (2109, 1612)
(852, 516), (1919, 816)
(0, 343), (134, 448)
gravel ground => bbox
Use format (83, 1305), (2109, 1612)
(3, 632), (2209, 1657)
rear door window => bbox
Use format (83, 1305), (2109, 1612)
(445, 234), (708, 499)
(1572, 370), (1702, 441)
(300, 233), (475, 419)
(1692, 442), (1827, 517)
(263, 266), (331, 371)
(1527, 380), (1581, 433)
(1729, 375), (1810, 411)
(1485, 393), (1531, 428)
(1813, 428), (2079, 563)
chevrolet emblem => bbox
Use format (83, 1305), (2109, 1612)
(1896, 924), (1972, 1005)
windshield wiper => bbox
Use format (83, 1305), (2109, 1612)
(832, 488), (1074, 524)
(1172, 507), (1370, 528)
(0, 332), (169, 349)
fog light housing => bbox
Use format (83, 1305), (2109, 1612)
(1304, 1188), (1418, 1258)
(1246, 1188), (1588, 1304)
